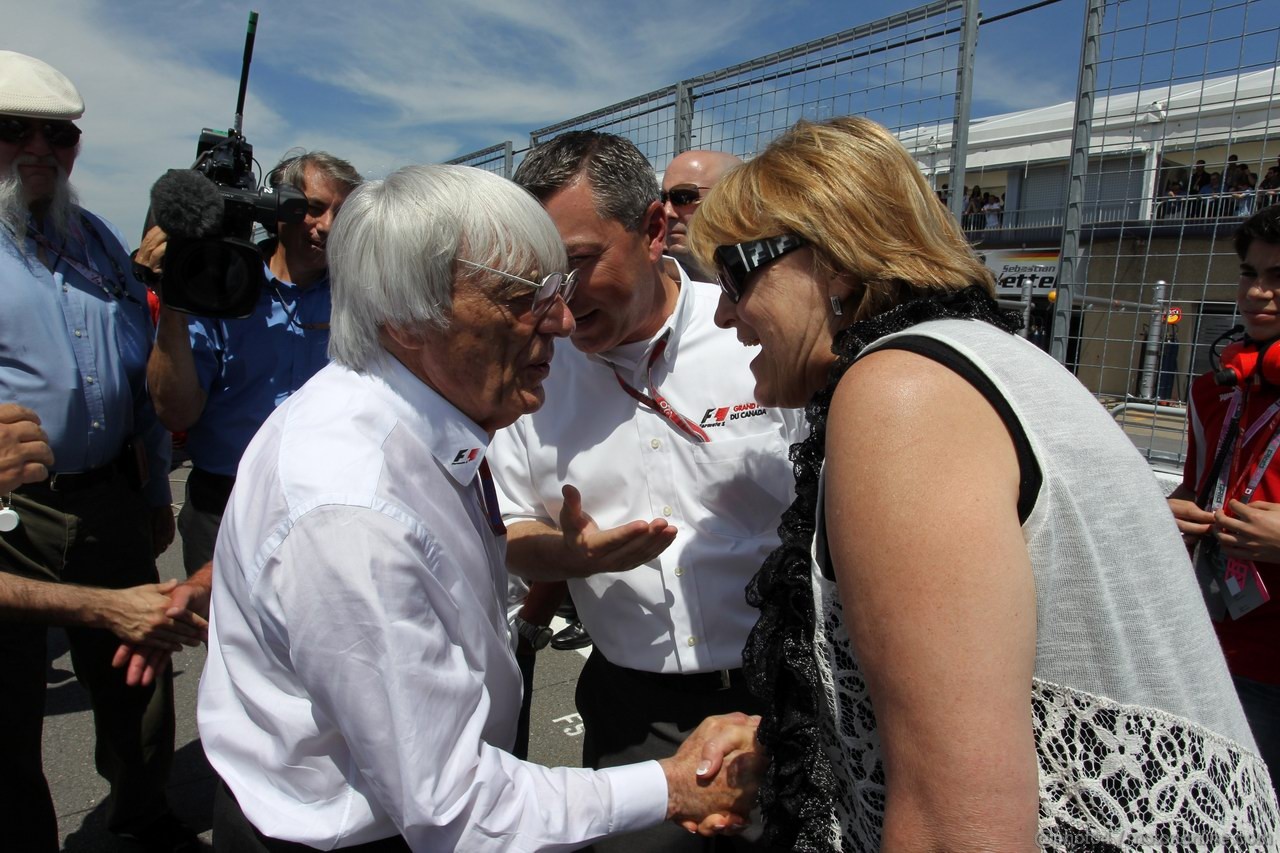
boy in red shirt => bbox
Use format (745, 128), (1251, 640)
(1170, 204), (1280, 789)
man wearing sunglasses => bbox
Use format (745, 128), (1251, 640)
(145, 151), (361, 580)
(0, 52), (199, 851)
(491, 132), (800, 851)
(661, 150), (742, 282)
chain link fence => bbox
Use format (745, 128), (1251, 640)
(447, 0), (1280, 474)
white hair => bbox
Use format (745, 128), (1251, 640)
(0, 151), (79, 241)
(326, 164), (566, 371)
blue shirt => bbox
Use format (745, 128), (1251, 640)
(182, 255), (331, 476)
(0, 210), (171, 507)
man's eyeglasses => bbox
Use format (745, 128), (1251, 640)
(458, 258), (578, 317)
(713, 235), (807, 303)
(0, 117), (82, 149)
(660, 184), (709, 207)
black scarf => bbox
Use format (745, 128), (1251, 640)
(742, 284), (1020, 851)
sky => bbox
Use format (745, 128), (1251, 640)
(11, 0), (1086, 239)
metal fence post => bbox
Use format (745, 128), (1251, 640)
(502, 142), (513, 179)
(947, 0), (980, 222)
(675, 81), (694, 155)
(1138, 280), (1167, 399)
(1051, 0), (1105, 366)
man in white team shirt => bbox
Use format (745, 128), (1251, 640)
(490, 132), (801, 852)
(197, 164), (762, 852)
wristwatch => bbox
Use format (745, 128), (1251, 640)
(514, 616), (553, 651)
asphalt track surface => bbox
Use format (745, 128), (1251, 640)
(47, 462), (590, 850)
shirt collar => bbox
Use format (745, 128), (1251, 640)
(365, 349), (491, 486)
(257, 238), (330, 293)
(590, 257), (696, 375)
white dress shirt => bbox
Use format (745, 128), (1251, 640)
(489, 263), (805, 674)
(198, 351), (667, 851)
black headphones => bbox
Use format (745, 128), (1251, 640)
(1215, 333), (1280, 387)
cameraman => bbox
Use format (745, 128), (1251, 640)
(145, 151), (361, 574)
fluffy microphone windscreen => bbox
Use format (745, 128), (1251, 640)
(149, 169), (224, 239)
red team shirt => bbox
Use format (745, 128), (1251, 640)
(1184, 371), (1280, 684)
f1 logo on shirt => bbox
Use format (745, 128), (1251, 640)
(699, 402), (767, 428)
(452, 448), (480, 464)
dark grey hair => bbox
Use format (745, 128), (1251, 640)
(513, 131), (658, 232)
(272, 149), (362, 194)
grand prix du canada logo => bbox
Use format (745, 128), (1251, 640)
(699, 402), (768, 429)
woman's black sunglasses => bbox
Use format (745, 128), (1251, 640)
(713, 235), (807, 303)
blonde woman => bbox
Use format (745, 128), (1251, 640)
(689, 116), (1278, 852)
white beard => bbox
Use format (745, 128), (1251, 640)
(0, 157), (79, 243)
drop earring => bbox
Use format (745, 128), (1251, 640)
(829, 296), (844, 317)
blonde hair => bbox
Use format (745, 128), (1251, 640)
(688, 117), (994, 321)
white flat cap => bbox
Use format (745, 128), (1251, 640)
(0, 51), (84, 120)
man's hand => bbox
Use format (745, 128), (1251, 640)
(151, 506), (176, 557)
(111, 643), (173, 688)
(0, 404), (54, 492)
(96, 579), (207, 649)
(559, 484), (677, 575)
(1168, 496), (1214, 544)
(1215, 500), (1280, 562)
(109, 570), (211, 687)
(659, 712), (766, 835)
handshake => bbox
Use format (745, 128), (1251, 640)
(659, 712), (768, 836)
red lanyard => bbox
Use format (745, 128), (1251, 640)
(613, 333), (710, 443)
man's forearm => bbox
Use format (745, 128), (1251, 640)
(147, 308), (207, 432)
(505, 520), (588, 581)
(0, 573), (112, 628)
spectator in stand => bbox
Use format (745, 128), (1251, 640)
(1190, 159), (1212, 193)
(966, 185), (984, 230)
(1200, 172), (1225, 218)
(1160, 178), (1187, 219)
(1168, 203), (1280, 791)
(1226, 155), (1257, 194)
(1232, 171), (1258, 218)
(1259, 167), (1279, 209)
(983, 193), (1003, 230)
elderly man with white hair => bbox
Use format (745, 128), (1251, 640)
(197, 164), (764, 852)
(0, 51), (201, 852)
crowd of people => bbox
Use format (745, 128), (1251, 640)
(1160, 155), (1280, 219)
(3, 48), (1280, 853)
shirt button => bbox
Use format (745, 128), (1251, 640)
(91, 420), (101, 429)
(687, 636), (698, 647)
(74, 329), (83, 337)
(662, 505), (673, 517)
(650, 438), (661, 449)
(86, 376), (95, 385)
(674, 566), (685, 577)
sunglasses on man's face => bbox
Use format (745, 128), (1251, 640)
(0, 117), (82, 149)
(713, 235), (808, 304)
(457, 258), (578, 318)
(660, 184), (709, 207)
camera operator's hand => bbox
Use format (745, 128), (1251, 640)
(135, 226), (167, 281)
